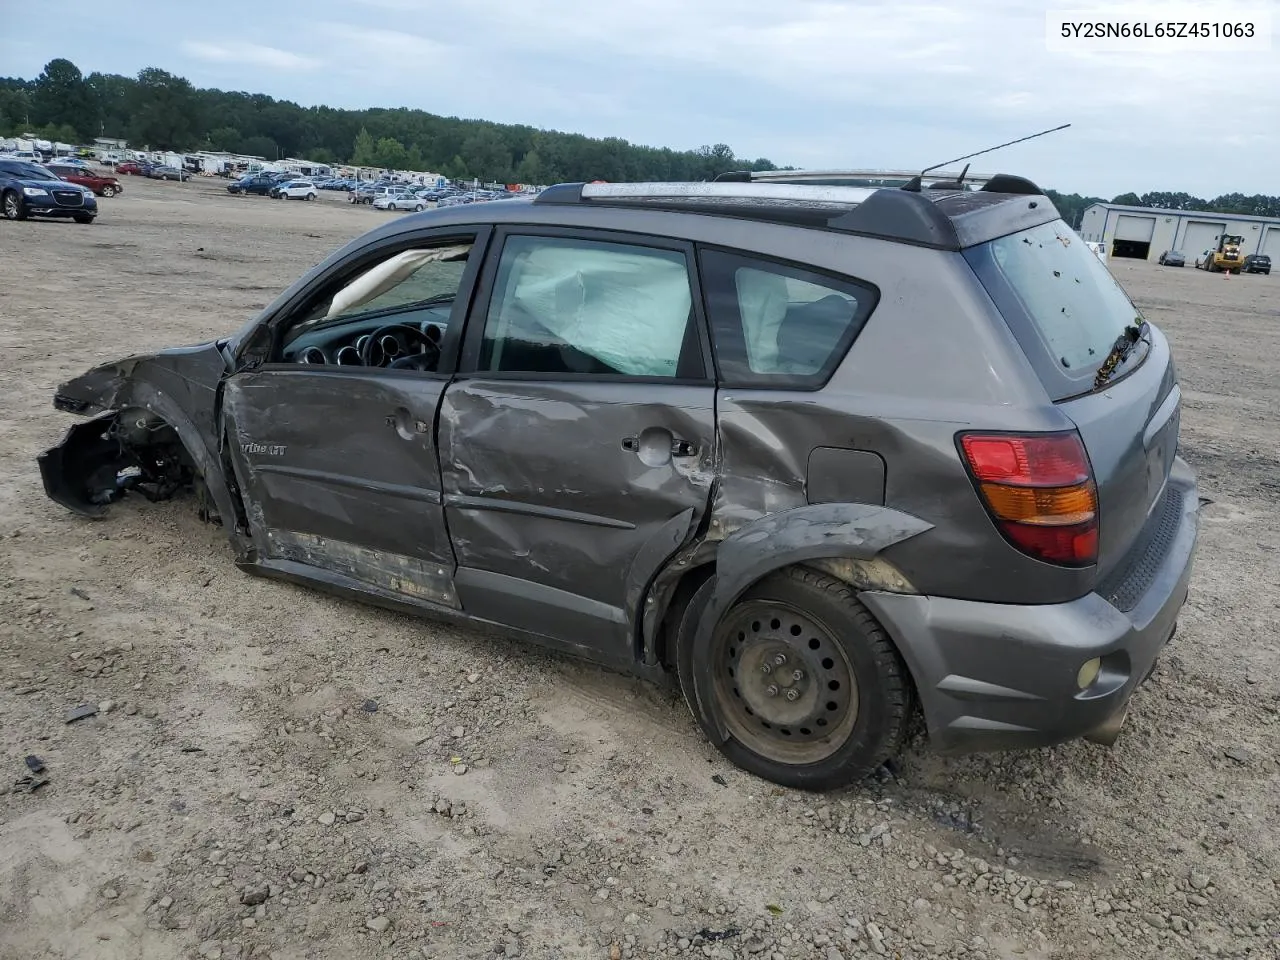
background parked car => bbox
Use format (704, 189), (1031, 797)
(372, 189), (425, 211)
(0, 158), (98, 223)
(1157, 250), (1185, 267)
(271, 180), (319, 201)
(115, 161), (143, 175)
(46, 163), (124, 197)
(1242, 253), (1271, 275)
(148, 165), (189, 181)
(227, 173), (277, 196)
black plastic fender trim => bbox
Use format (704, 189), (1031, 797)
(687, 502), (933, 744)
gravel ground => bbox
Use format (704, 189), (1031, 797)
(1, 175), (1277, 960)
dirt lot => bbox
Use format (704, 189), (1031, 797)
(1, 175), (1277, 960)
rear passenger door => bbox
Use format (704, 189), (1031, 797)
(439, 229), (717, 666)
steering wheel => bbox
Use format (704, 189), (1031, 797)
(359, 323), (441, 370)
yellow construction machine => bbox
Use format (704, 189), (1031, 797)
(1204, 234), (1245, 273)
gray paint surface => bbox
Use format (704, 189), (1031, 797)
(35, 182), (1201, 760)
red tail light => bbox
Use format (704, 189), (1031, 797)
(958, 431), (1098, 566)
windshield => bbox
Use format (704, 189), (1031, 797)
(4, 161), (57, 180)
(966, 220), (1146, 399)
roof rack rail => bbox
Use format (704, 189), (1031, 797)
(534, 181), (879, 206)
(531, 180), (965, 250)
(732, 168), (996, 188)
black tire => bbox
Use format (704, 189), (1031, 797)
(675, 565), (912, 791)
(101, 185), (116, 197)
(74, 214), (95, 224)
(2, 190), (26, 220)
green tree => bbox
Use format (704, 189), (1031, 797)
(86, 71), (133, 138)
(39, 122), (81, 144)
(0, 86), (32, 134)
(239, 135), (278, 159)
(7, 59), (793, 179)
(372, 136), (408, 170)
(1111, 192), (1142, 206)
(351, 126), (376, 166)
(206, 126), (242, 151)
(443, 154), (468, 181)
(1044, 190), (1106, 228)
(32, 58), (98, 138)
(128, 67), (197, 148)
(306, 146), (335, 164)
(1139, 191), (1205, 211)
(460, 128), (512, 181)
(515, 148), (544, 185)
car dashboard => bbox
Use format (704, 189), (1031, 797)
(281, 306), (451, 367)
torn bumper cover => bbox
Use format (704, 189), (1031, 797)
(38, 414), (134, 518)
(38, 342), (234, 524)
(38, 412), (194, 519)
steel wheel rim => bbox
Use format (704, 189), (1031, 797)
(3, 194), (17, 217)
(710, 599), (859, 765)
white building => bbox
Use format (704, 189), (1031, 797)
(1080, 203), (1280, 263)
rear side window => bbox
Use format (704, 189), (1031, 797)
(966, 220), (1146, 399)
(699, 249), (877, 388)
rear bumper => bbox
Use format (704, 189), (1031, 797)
(861, 457), (1200, 754)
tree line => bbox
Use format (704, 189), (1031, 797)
(2, 59), (1276, 218)
(0, 59), (780, 184)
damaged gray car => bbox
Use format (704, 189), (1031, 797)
(38, 175), (1200, 790)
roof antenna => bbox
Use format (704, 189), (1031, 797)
(901, 123), (1071, 191)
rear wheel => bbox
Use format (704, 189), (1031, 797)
(676, 566), (912, 790)
(2, 190), (25, 220)
(414, 203), (424, 212)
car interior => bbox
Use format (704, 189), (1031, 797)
(279, 244), (472, 371)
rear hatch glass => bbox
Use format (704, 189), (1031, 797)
(966, 219), (1180, 580)
(964, 220), (1147, 401)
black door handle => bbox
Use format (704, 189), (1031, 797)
(671, 439), (696, 457)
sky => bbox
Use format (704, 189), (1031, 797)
(1, 0), (1277, 198)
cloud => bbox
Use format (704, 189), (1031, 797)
(181, 41), (320, 71)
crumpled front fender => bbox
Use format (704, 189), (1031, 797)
(36, 343), (245, 553)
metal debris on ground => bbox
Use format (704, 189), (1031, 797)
(711, 774), (728, 787)
(361, 699), (378, 713)
(693, 928), (741, 942)
(15, 755), (50, 793)
(65, 704), (99, 724)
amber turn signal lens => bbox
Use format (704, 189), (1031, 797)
(979, 481), (1097, 526)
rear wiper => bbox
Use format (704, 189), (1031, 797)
(1094, 319), (1150, 389)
